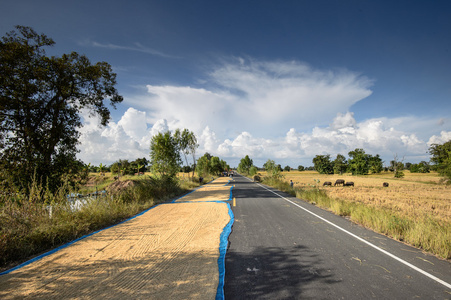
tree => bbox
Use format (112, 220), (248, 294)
(429, 140), (451, 181)
(264, 159), (282, 178)
(368, 154), (383, 174)
(210, 156), (223, 175)
(297, 165), (304, 171)
(347, 149), (370, 175)
(410, 161), (430, 173)
(284, 165), (291, 172)
(333, 154), (348, 175)
(149, 131), (181, 178)
(312, 155), (333, 174)
(237, 155), (253, 174)
(249, 166), (258, 176)
(0, 26), (122, 192)
(195, 155), (210, 177)
(390, 154), (405, 178)
(174, 129), (198, 177)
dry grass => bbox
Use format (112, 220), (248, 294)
(281, 170), (450, 223)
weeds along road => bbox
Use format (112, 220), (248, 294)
(225, 174), (451, 299)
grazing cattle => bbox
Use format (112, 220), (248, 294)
(344, 182), (354, 187)
(323, 181), (332, 186)
(383, 182), (389, 187)
(334, 179), (345, 186)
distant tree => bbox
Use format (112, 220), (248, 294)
(284, 165), (291, 172)
(297, 165), (305, 171)
(264, 159), (282, 178)
(238, 155), (253, 174)
(210, 156), (223, 176)
(390, 154), (405, 178)
(0, 26), (123, 193)
(174, 129), (198, 177)
(429, 140), (451, 181)
(333, 154), (348, 175)
(410, 161), (430, 173)
(149, 131), (181, 178)
(249, 166), (258, 176)
(368, 154), (383, 174)
(195, 154), (210, 177)
(312, 155), (334, 174)
(347, 149), (370, 175)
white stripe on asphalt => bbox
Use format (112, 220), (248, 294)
(245, 177), (451, 290)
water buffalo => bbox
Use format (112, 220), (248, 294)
(383, 182), (389, 187)
(323, 181), (332, 186)
(344, 182), (354, 187)
(334, 179), (345, 186)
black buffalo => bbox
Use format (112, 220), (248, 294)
(344, 182), (354, 187)
(334, 179), (345, 186)
(323, 181), (332, 186)
(383, 182), (389, 187)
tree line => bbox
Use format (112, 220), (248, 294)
(237, 142), (451, 181)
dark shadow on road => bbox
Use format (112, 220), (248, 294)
(225, 245), (339, 299)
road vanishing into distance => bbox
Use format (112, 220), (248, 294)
(224, 174), (451, 299)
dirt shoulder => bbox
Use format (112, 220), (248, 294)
(0, 178), (233, 299)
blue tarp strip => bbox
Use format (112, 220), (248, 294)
(215, 202), (234, 300)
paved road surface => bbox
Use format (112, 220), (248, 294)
(225, 174), (451, 299)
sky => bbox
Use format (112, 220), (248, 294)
(2, 0), (451, 168)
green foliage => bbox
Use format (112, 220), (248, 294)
(347, 148), (370, 175)
(237, 155), (253, 175)
(333, 154), (348, 175)
(0, 26), (122, 194)
(368, 154), (383, 174)
(249, 166), (258, 176)
(283, 165), (291, 172)
(174, 129), (198, 177)
(410, 161), (430, 173)
(195, 152), (228, 177)
(263, 159), (282, 179)
(429, 140), (451, 181)
(312, 155), (334, 174)
(149, 131), (181, 178)
(297, 165), (305, 171)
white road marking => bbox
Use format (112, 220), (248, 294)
(245, 177), (451, 290)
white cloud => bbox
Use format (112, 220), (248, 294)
(428, 131), (451, 146)
(76, 58), (450, 166)
(126, 58), (373, 138)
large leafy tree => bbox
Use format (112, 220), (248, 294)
(149, 131), (181, 178)
(174, 128), (198, 177)
(264, 159), (281, 178)
(333, 154), (348, 175)
(312, 154), (334, 174)
(347, 148), (370, 175)
(429, 140), (451, 181)
(0, 26), (123, 192)
(237, 155), (253, 175)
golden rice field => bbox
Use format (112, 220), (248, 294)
(274, 171), (450, 224)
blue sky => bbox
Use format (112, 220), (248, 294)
(2, 0), (451, 167)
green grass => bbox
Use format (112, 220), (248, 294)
(261, 176), (450, 260)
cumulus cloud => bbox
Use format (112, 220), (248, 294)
(428, 131), (451, 146)
(76, 58), (450, 166)
(126, 58), (373, 138)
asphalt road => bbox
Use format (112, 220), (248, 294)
(224, 174), (451, 299)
